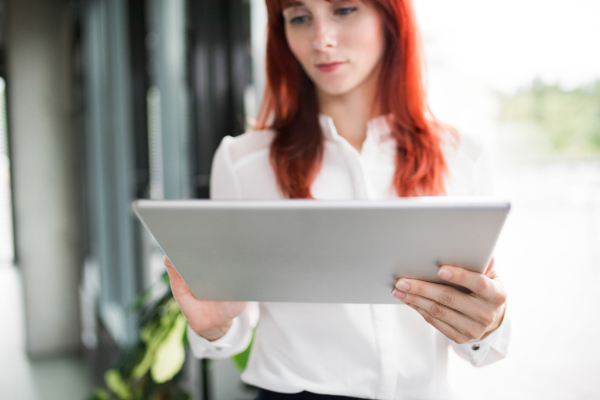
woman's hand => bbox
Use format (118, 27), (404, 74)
(164, 256), (248, 341)
(392, 258), (507, 344)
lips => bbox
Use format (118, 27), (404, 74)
(316, 61), (346, 73)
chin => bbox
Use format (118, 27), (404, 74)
(313, 79), (356, 97)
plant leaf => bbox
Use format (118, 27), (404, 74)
(132, 299), (182, 379)
(231, 330), (254, 371)
(87, 389), (112, 400)
(131, 344), (154, 379)
(104, 369), (132, 399)
(150, 313), (187, 383)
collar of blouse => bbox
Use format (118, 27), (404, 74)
(318, 113), (394, 146)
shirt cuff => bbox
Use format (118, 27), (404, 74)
(451, 306), (511, 367)
(187, 312), (252, 359)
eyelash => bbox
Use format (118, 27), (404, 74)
(290, 15), (309, 24)
(288, 6), (358, 25)
(334, 6), (358, 16)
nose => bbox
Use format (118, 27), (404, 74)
(312, 17), (337, 51)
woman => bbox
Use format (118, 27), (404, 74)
(164, 0), (509, 398)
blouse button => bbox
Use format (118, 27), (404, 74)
(471, 344), (480, 351)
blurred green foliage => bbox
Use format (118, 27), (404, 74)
(500, 79), (600, 156)
(88, 273), (191, 400)
(88, 271), (254, 400)
(232, 331), (254, 371)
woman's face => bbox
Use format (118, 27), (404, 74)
(282, 0), (386, 98)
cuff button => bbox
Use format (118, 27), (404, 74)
(471, 344), (480, 351)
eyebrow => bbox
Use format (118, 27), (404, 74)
(283, 1), (305, 10)
(283, 0), (337, 10)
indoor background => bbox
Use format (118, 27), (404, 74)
(0, 0), (598, 399)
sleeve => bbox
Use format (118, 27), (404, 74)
(209, 136), (242, 200)
(187, 136), (258, 359)
(449, 307), (511, 367)
(187, 302), (259, 359)
(450, 136), (510, 366)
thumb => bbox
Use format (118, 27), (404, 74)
(163, 255), (197, 302)
(484, 257), (495, 276)
(485, 257), (500, 280)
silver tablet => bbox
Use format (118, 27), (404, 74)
(133, 198), (510, 304)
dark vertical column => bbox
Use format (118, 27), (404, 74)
(129, 0), (150, 200)
(189, 0), (252, 199)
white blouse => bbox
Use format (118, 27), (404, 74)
(187, 114), (511, 400)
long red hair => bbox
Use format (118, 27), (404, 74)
(256, 0), (450, 198)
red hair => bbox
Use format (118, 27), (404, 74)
(256, 0), (450, 198)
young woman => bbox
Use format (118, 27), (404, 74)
(164, 0), (509, 398)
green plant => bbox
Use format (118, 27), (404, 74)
(88, 272), (253, 400)
(88, 273), (190, 400)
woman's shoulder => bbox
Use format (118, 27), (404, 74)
(217, 128), (276, 167)
(211, 128), (281, 199)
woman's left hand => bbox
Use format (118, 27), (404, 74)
(392, 258), (507, 344)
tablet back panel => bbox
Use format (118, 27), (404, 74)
(133, 199), (510, 304)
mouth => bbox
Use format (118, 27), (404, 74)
(316, 61), (346, 73)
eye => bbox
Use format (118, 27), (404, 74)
(289, 14), (310, 24)
(334, 6), (358, 16)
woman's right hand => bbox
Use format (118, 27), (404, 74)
(163, 255), (248, 341)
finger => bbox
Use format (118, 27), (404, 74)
(393, 289), (487, 340)
(485, 257), (495, 276)
(438, 265), (502, 302)
(394, 278), (475, 318)
(486, 270), (498, 280)
(486, 267), (499, 281)
(482, 258), (503, 291)
(405, 303), (470, 344)
(163, 255), (197, 302)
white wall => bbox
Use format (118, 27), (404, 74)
(7, 0), (83, 356)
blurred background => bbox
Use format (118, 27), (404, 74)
(0, 0), (598, 399)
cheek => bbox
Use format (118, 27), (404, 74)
(286, 31), (311, 67)
(343, 17), (385, 66)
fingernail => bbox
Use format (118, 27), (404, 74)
(392, 289), (406, 299)
(438, 268), (452, 280)
(395, 280), (410, 291)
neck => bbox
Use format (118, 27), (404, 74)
(316, 65), (383, 153)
